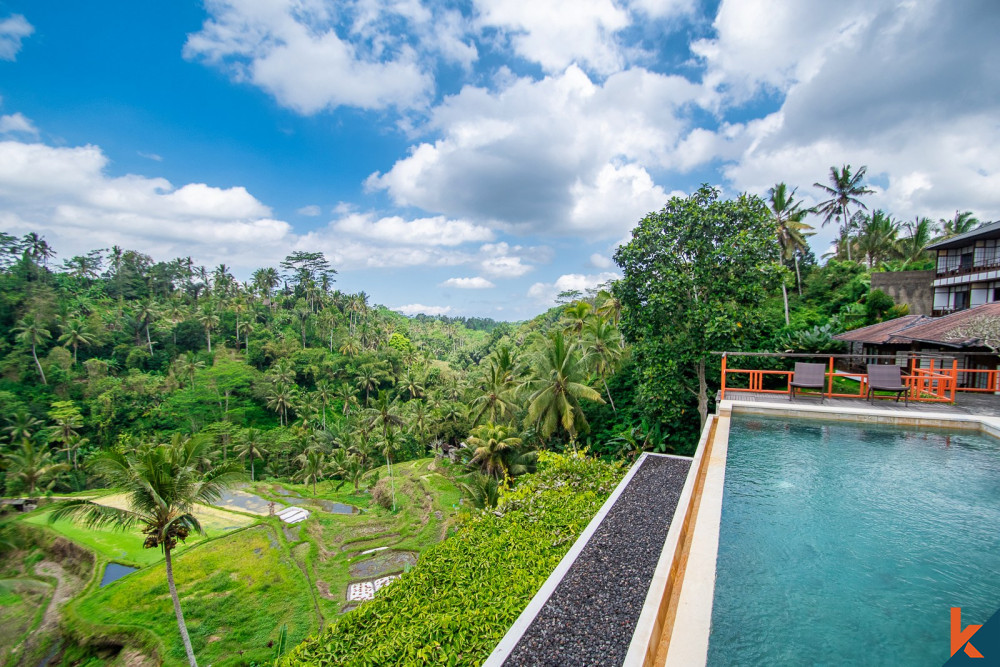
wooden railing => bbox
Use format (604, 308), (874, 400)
(719, 353), (961, 403)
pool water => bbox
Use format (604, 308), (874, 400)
(708, 416), (1000, 666)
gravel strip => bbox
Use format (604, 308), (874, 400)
(504, 455), (691, 666)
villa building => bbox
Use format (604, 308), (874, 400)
(927, 220), (1000, 315)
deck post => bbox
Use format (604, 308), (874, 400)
(720, 353), (727, 401)
(929, 358), (936, 398)
(950, 359), (958, 402)
(827, 356), (834, 398)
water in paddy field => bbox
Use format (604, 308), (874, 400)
(708, 416), (1000, 667)
(100, 563), (138, 587)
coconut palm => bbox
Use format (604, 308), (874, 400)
(813, 165), (874, 262)
(562, 301), (593, 335)
(336, 382), (359, 416)
(266, 382), (296, 427)
(854, 209), (900, 268)
(314, 381), (333, 430)
(234, 428), (268, 482)
(134, 300), (159, 355)
(522, 332), (604, 443)
(470, 361), (518, 425)
(356, 364), (383, 405)
(8, 440), (68, 496)
(460, 472), (501, 509)
(58, 318), (95, 364)
(399, 369), (425, 400)
(51, 438), (245, 667)
(15, 314), (51, 385)
(365, 390), (406, 441)
(939, 210), (979, 239)
(582, 316), (624, 412)
(294, 449), (326, 496)
(595, 290), (623, 327)
(4, 410), (43, 445)
(898, 216), (937, 266)
(197, 305), (220, 353)
(767, 183), (814, 318)
(465, 422), (533, 479)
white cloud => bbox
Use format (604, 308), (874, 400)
(297, 204), (321, 216)
(184, 0), (474, 113)
(440, 276), (495, 289)
(0, 139), (292, 270)
(589, 253), (613, 269)
(474, 0), (629, 75)
(368, 66), (699, 239)
(0, 112), (38, 136)
(334, 213), (494, 246)
(478, 242), (547, 278)
(527, 271), (620, 305)
(0, 14), (32, 61)
(394, 303), (452, 316)
(137, 151), (163, 162)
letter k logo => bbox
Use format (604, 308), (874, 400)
(952, 607), (984, 658)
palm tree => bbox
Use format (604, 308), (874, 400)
(51, 438), (245, 667)
(266, 383), (296, 427)
(356, 364), (383, 405)
(562, 301), (592, 335)
(197, 305), (220, 353)
(459, 472), (501, 509)
(465, 422), (528, 478)
(365, 390), (405, 441)
(898, 217), (937, 266)
(854, 209), (900, 268)
(4, 410), (43, 445)
(134, 300), (159, 356)
(59, 318), (95, 365)
(338, 335), (361, 358)
(521, 332), (604, 443)
(234, 428), (267, 482)
(9, 440), (69, 496)
(294, 449), (326, 496)
(399, 369), (425, 400)
(470, 361), (517, 425)
(314, 381), (333, 430)
(767, 182), (814, 320)
(336, 382), (359, 416)
(293, 299), (311, 349)
(582, 317), (623, 412)
(162, 299), (189, 346)
(15, 314), (51, 385)
(939, 211), (979, 239)
(813, 165), (874, 262)
(330, 451), (370, 494)
(595, 290), (623, 327)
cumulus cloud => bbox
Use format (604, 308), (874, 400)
(334, 213), (494, 246)
(368, 66), (699, 238)
(0, 112), (38, 136)
(527, 271), (620, 305)
(0, 14), (32, 61)
(478, 242), (549, 278)
(297, 204), (321, 216)
(185, 0), (474, 113)
(440, 276), (495, 289)
(394, 303), (452, 316)
(589, 253), (613, 269)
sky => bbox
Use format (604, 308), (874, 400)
(0, 0), (998, 320)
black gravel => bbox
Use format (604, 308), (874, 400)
(503, 455), (691, 667)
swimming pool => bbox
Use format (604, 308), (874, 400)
(707, 415), (1000, 666)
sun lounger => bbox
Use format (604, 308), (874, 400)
(866, 364), (909, 406)
(789, 362), (826, 403)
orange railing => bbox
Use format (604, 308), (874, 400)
(720, 353), (960, 404)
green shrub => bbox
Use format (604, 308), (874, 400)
(282, 451), (624, 666)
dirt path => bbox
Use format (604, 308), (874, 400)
(17, 561), (80, 666)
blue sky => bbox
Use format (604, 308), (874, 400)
(0, 0), (997, 319)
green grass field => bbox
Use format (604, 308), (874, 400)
(68, 525), (317, 666)
(0, 578), (52, 658)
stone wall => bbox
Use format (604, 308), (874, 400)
(871, 270), (935, 315)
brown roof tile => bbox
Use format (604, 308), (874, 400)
(888, 302), (1000, 347)
(832, 315), (928, 344)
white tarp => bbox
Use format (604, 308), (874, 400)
(277, 506), (310, 524)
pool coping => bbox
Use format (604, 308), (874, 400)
(651, 397), (1000, 666)
(482, 451), (693, 667)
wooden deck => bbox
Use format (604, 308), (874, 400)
(722, 391), (1000, 417)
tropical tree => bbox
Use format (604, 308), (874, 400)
(197, 305), (220, 353)
(234, 428), (268, 481)
(767, 182), (814, 321)
(15, 314), (51, 385)
(939, 210), (979, 239)
(314, 380), (333, 430)
(4, 410), (43, 445)
(134, 300), (159, 355)
(465, 422), (532, 478)
(58, 318), (95, 365)
(51, 438), (245, 667)
(521, 331), (604, 444)
(582, 317), (624, 411)
(266, 382), (296, 427)
(562, 301), (593, 335)
(294, 449), (326, 496)
(470, 361), (518, 425)
(48, 401), (83, 467)
(854, 209), (900, 268)
(460, 472), (501, 509)
(813, 165), (874, 262)
(898, 216), (937, 266)
(8, 440), (69, 496)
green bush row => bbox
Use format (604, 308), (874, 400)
(282, 451), (624, 666)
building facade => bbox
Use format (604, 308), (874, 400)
(927, 220), (1000, 316)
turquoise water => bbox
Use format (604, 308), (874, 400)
(708, 416), (1000, 666)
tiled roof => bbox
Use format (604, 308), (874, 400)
(926, 220), (1000, 251)
(889, 302), (1000, 347)
(833, 315), (928, 344)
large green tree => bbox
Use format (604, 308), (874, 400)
(614, 185), (782, 439)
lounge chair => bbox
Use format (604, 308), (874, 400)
(789, 362), (827, 403)
(866, 364), (909, 406)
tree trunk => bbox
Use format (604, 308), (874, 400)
(794, 253), (803, 296)
(206, 329), (212, 353)
(164, 546), (199, 667)
(782, 283), (790, 326)
(250, 454), (255, 482)
(32, 344), (47, 385)
(146, 325), (153, 356)
(601, 376), (617, 413)
(696, 358), (708, 432)
(73, 343), (78, 365)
